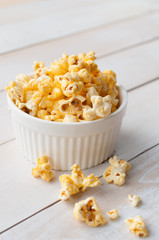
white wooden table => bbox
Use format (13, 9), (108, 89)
(0, 0), (159, 239)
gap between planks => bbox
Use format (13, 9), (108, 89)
(0, 77), (158, 148)
(1, 11), (159, 91)
(1, 8), (159, 57)
(98, 36), (159, 59)
(127, 77), (159, 93)
(0, 138), (15, 147)
(1, 142), (159, 235)
(0, 42), (159, 95)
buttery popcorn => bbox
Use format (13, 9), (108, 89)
(106, 209), (119, 220)
(59, 164), (101, 200)
(6, 52), (119, 122)
(32, 155), (53, 182)
(125, 216), (148, 238)
(103, 156), (131, 185)
(128, 194), (141, 207)
(73, 197), (107, 227)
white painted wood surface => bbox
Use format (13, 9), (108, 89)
(0, 0), (159, 239)
(1, 81), (159, 235)
(1, 11), (159, 90)
(2, 145), (159, 240)
(1, 0), (159, 54)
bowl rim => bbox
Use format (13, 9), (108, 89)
(7, 84), (128, 126)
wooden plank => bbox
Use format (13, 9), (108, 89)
(97, 39), (159, 90)
(0, 0), (37, 9)
(0, 0), (89, 24)
(1, 144), (159, 239)
(0, 81), (159, 232)
(0, 91), (14, 144)
(1, 38), (159, 144)
(0, 11), (159, 91)
(1, 0), (159, 54)
(115, 80), (159, 160)
(1, 0), (158, 26)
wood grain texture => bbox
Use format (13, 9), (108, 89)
(1, 0), (159, 54)
(0, 0), (37, 9)
(0, 0), (94, 25)
(1, 38), (159, 145)
(1, 1), (159, 238)
(1, 11), (159, 90)
(1, 145), (159, 239)
(0, 81), (159, 232)
(0, 92), (14, 145)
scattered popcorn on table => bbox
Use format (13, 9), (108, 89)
(106, 209), (119, 220)
(32, 155), (53, 182)
(125, 216), (148, 238)
(73, 197), (107, 227)
(59, 164), (101, 200)
(128, 194), (141, 207)
(103, 156), (131, 185)
(5, 52), (119, 122)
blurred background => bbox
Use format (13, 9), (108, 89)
(0, 0), (159, 91)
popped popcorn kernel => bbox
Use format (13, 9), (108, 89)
(6, 52), (120, 122)
(33, 61), (45, 71)
(59, 175), (80, 200)
(106, 209), (119, 220)
(63, 114), (79, 123)
(83, 95), (112, 121)
(86, 86), (99, 105)
(103, 156), (131, 185)
(81, 174), (101, 192)
(32, 155), (53, 182)
(73, 197), (107, 227)
(125, 216), (148, 238)
(128, 194), (141, 207)
(103, 69), (117, 90)
(59, 164), (101, 200)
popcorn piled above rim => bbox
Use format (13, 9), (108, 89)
(5, 52), (119, 122)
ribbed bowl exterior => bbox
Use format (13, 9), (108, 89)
(8, 85), (127, 170)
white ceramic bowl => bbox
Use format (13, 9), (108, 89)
(7, 85), (128, 170)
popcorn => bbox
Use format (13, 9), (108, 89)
(73, 197), (107, 227)
(33, 61), (45, 71)
(39, 96), (54, 109)
(32, 155), (53, 182)
(51, 54), (68, 75)
(91, 95), (112, 118)
(6, 81), (24, 105)
(83, 106), (97, 121)
(59, 175), (80, 200)
(63, 114), (79, 123)
(61, 79), (84, 97)
(68, 55), (84, 72)
(86, 87), (99, 105)
(128, 194), (141, 207)
(103, 69), (117, 90)
(125, 216), (148, 237)
(81, 174), (102, 192)
(83, 95), (112, 120)
(78, 69), (92, 83)
(85, 60), (98, 74)
(6, 52), (119, 122)
(26, 99), (38, 116)
(37, 109), (48, 119)
(59, 164), (101, 200)
(16, 74), (31, 84)
(44, 115), (56, 121)
(106, 209), (119, 220)
(103, 156), (131, 185)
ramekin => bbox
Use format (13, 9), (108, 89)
(7, 85), (128, 170)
